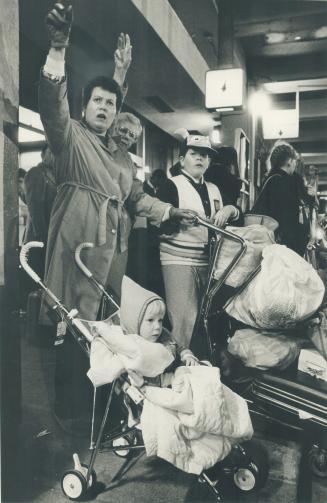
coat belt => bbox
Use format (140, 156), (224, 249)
(58, 181), (124, 246)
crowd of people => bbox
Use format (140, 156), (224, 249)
(20, 2), (319, 435)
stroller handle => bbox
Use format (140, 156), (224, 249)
(20, 241), (44, 284)
(75, 242), (94, 278)
(192, 215), (246, 246)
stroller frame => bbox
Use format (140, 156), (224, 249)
(192, 215), (327, 477)
(20, 240), (270, 501)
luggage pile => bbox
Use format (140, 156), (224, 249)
(218, 223), (326, 370)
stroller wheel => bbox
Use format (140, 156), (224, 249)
(112, 436), (133, 458)
(233, 467), (256, 491)
(81, 464), (97, 489)
(233, 440), (269, 492)
(61, 470), (87, 500)
(308, 445), (327, 478)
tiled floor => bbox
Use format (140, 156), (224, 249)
(6, 328), (327, 503)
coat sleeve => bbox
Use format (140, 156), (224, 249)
(126, 176), (171, 227)
(38, 73), (73, 156)
(157, 179), (179, 207)
(159, 329), (178, 360)
(157, 180), (181, 235)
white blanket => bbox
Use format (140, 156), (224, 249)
(87, 323), (174, 386)
(141, 366), (253, 474)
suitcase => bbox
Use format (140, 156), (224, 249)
(250, 370), (327, 429)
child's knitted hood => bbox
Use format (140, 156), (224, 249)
(120, 276), (164, 334)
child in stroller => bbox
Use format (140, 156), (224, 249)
(120, 274), (200, 371)
(88, 275), (201, 431)
(87, 275), (259, 493)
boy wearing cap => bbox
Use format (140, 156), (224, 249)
(157, 135), (241, 355)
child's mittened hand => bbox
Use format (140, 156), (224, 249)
(184, 355), (200, 366)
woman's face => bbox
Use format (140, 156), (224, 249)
(180, 148), (210, 181)
(84, 87), (117, 135)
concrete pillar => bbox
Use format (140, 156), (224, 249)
(217, 0), (234, 68)
(0, 0), (21, 498)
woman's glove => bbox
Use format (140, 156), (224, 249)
(214, 205), (238, 227)
(46, 2), (73, 48)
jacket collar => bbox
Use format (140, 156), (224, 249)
(80, 118), (118, 154)
(181, 169), (204, 185)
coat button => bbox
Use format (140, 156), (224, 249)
(111, 229), (116, 235)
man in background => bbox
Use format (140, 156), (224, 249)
(24, 145), (56, 278)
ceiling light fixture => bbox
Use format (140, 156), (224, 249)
(211, 127), (221, 144)
(215, 107), (234, 112)
(294, 35), (302, 41)
(266, 32), (286, 44)
(248, 90), (271, 117)
(314, 26), (327, 39)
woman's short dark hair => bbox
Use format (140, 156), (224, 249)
(270, 144), (297, 170)
(82, 76), (123, 111)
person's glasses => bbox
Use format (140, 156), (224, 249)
(118, 126), (139, 141)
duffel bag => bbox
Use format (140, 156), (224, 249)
(228, 328), (303, 370)
(226, 244), (325, 329)
(214, 224), (275, 287)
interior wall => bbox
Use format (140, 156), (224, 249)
(144, 121), (176, 173)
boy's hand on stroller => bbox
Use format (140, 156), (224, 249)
(169, 207), (197, 225)
(214, 205), (238, 227)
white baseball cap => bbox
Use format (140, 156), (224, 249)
(185, 134), (215, 154)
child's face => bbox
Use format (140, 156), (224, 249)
(139, 302), (165, 342)
(180, 148), (210, 181)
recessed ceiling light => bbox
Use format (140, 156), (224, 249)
(266, 32), (286, 44)
(294, 36), (302, 41)
(314, 26), (327, 39)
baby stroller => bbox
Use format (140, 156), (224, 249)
(20, 241), (270, 502)
(192, 215), (327, 478)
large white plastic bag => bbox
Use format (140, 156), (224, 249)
(226, 244), (325, 329)
(214, 224), (275, 287)
(228, 328), (302, 370)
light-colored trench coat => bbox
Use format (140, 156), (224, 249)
(38, 75), (169, 321)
